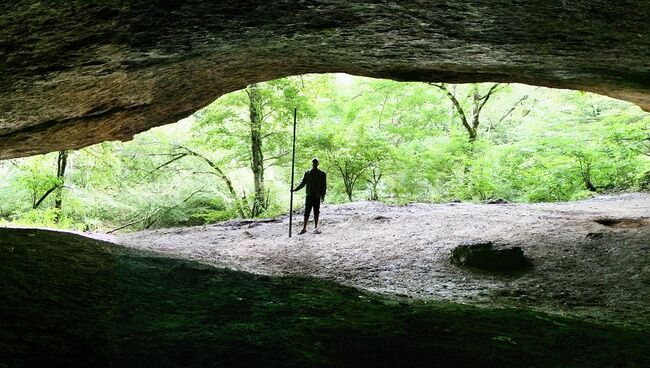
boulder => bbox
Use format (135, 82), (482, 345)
(451, 242), (531, 272)
(486, 199), (509, 205)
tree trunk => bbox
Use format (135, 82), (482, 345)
(340, 169), (354, 201)
(584, 178), (597, 192)
(576, 155), (597, 192)
(247, 83), (266, 217)
(433, 83), (501, 142)
(54, 150), (68, 222)
(469, 85), (481, 142)
(368, 168), (382, 201)
(345, 184), (353, 201)
(341, 169), (363, 202)
(430, 83), (475, 141)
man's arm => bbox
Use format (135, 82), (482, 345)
(293, 171), (308, 192)
(321, 172), (327, 201)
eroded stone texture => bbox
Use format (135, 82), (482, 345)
(1, 1), (649, 158)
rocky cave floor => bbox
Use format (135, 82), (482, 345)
(108, 193), (650, 331)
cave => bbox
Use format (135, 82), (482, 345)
(1, 0), (650, 159)
(1, 1), (649, 367)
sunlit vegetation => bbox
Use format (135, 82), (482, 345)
(0, 75), (648, 231)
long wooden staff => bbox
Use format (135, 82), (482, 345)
(289, 108), (297, 237)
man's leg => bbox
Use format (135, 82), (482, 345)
(301, 200), (312, 234)
(313, 201), (320, 229)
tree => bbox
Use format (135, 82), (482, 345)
(246, 83), (266, 216)
(129, 141), (248, 218)
(430, 83), (502, 142)
(175, 145), (247, 218)
(305, 120), (391, 202)
(54, 150), (69, 222)
(22, 150), (70, 216)
(196, 77), (315, 216)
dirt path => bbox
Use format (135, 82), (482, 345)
(116, 193), (650, 329)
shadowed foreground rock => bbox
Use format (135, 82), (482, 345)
(1, 228), (648, 367)
(1, 1), (649, 158)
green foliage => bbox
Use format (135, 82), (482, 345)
(0, 75), (648, 231)
(194, 77), (315, 169)
(12, 156), (59, 207)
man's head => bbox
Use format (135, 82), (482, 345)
(312, 158), (319, 168)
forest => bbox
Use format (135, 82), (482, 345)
(1, 74), (648, 232)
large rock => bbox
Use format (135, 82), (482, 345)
(1, 1), (649, 159)
(451, 242), (531, 272)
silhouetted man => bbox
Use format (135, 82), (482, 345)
(293, 158), (327, 234)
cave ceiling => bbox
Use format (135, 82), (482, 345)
(1, 1), (648, 158)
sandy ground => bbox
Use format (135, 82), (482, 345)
(114, 193), (650, 329)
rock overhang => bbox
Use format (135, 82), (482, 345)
(1, 0), (649, 159)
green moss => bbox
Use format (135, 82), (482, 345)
(0, 228), (648, 367)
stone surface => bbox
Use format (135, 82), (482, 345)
(450, 242), (531, 272)
(1, 1), (649, 158)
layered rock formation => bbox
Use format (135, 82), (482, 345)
(1, 1), (649, 158)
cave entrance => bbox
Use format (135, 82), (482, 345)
(2, 73), (649, 364)
(1, 73), (648, 229)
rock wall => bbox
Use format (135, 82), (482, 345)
(1, 1), (649, 158)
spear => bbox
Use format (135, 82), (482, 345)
(289, 108), (297, 237)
